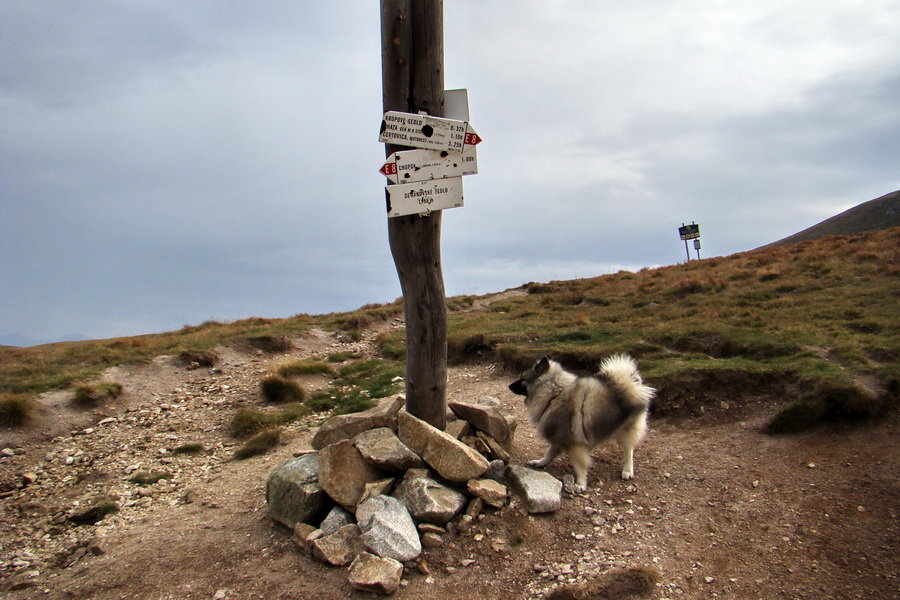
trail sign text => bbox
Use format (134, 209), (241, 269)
(379, 147), (477, 183)
(380, 111), (481, 153)
(386, 176), (464, 218)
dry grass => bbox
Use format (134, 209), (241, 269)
(2, 228), (897, 434)
(0, 393), (36, 426)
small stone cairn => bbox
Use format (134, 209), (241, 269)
(266, 395), (563, 594)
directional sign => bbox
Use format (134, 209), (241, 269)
(679, 223), (700, 240)
(379, 111), (482, 153)
(379, 147), (478, 184)
(385, 176), (464, 218)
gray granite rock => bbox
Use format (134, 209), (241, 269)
(348, 552), (403, 595)
(265, 453), (326, 528)
(393, 476), (467, 525)
(353, 427), (424, 472)
(318, 439), (384, 509)
(356, 494), (421, 562)
(397, 411), (489, 483)
(506, 465), (563, 513)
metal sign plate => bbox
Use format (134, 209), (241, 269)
(386, 177), (464, 218)
(379, 111), (481, 153)
(679, 224), (700, 240)
(379, 147), (478, 183)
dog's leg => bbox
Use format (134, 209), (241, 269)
(616, 413), (647, 480)
(568, 445), (591, 492)
(620, 445), (635, 480)
(528, 443), (561, 469)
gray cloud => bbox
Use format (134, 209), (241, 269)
(2, 0), (899, 342)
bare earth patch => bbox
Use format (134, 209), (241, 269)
(1, 327), (897, 599)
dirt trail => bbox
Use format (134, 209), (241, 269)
(1, 326), (897, 599)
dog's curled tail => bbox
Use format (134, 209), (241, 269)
(598, 354), (656, 409)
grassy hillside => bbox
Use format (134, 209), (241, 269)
(763, 190), (899, 248)
(2, 227), (898, 433)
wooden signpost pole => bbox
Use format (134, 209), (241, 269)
(380, 0), (447, 429)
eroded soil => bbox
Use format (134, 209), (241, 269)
(1, 325), (897, 600)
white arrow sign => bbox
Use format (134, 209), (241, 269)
(379, 111), (482, 153)
(379, 147), (478, 184)
(386, 177), (464, 218)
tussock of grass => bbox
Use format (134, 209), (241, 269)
(306, 390), (376, 415)
(129, 471), (171, 485)
(173, 442), (205, 454)
(259, 376), (305, 403)
(231, 403), (307, 438)
(764, 376), (892, 434)
(274, 359), (336, 378)
(327, 351), (365, 362)
(0, 393), (36, 426)
(375, 331), (406, 361)
(72, 382), (123, 407)
(234, 427), (281, 460)
(177, 350), (219, 368)
(246, 335), (294, 354)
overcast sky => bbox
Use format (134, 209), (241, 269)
(2, 1), (899, 344)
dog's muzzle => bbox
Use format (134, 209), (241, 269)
(508, 379), (527, 396)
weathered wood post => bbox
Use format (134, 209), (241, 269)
(380, 0), (447, 429)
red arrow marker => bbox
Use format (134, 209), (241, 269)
(379, 161), (398, 177)
(464, 130), (482, 146)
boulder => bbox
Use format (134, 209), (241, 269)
(356, 495), (421, 562)
(467, 478), (509, 509)
(393, 476), (467, 525)
(397, 411), (489, 483)
(448, 401), (512, 443)
(311, 396), (404, 450)
(320, 506), (354, 536)
(444, 418), (472, 440)
(266, 453), (327, 528)
(291, 523), (322, 555)
(477, 431), (511, 463)
(506, 465), (563, 513)
(318, 440), (384, 509)
(348, 552), (404, 595)
(358, 477), (396, 506)
(484, 459), (507, 483)
(353, 427), (424, 472)
(311, 524), (365, 566)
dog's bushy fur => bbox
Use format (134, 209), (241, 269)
(509, 355), (655, 491)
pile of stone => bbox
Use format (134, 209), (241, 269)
(265, 396), (563, 595)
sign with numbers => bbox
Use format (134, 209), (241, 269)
(379, 111), (481, 153)
(379, 147), (478, 183)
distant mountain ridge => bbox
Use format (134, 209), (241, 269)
(0, 332), (91, 348)
(762, 190), (900, 248)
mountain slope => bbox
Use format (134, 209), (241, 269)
(763, 189), (900, 248)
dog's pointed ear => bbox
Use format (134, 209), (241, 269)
(536, 355), (551, 376)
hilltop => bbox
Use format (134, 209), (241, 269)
(0, 226), (898, 599)
(763, 189), (900, 248)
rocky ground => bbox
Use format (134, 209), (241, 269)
(1, 322), (897, 600)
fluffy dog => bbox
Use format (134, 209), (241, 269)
(509, 354), (655, 491)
